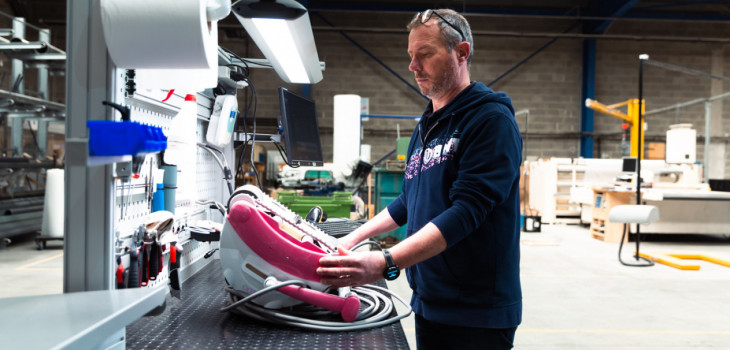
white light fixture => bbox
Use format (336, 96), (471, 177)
(232, 0), (323, 84)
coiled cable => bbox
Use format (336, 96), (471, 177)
(221, 280), (412, 332)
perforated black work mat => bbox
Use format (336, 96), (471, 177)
(126, 260), (409, 350)
(316, 218), (367, 238)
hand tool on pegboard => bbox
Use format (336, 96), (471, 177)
(127, 225), (145, 288)
(128, 248), (140, 288)
(116, 256), (128, 289)
(168, 241), (183, 298)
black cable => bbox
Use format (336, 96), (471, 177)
(225, 63), (251, 79)
(220, 45), (255, 187)
(235, 75), (255, 183)
(245, 76), (262, 189)
(219, 45), (269, 189)
(233, 76), (261, 189)
(618, 224), (654, 267)
(198, 144), (233, 196)
(351, 240), (382, 251)
(274, 141), (298, 169)
(220, 46), (270, 72)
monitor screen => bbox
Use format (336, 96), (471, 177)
(622, 157), (638, 173)
(278, 87), (324, 167)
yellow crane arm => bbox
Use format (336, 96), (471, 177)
(585, 98), (632, 123)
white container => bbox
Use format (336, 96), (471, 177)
(206, 95), (237, 147)
(666, 124), (696, 164)
(164, 94), (198, 166)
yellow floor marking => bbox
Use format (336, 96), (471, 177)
(16, 252), (64, 270)
(668, 253), (730, 268)
(638, 251), (730, 270)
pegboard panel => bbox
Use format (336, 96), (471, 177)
(113, 86), (231, 222)
(181, 239), (219, 267)
(109, 68), (236, 290)
(114, 154), (158, 233)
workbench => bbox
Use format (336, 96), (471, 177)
(590, 186), (730, 242)
(126, 259), (410, 350)
(1, 287), (167, 350)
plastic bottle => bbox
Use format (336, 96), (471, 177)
(164, 94), (198, 165)
(152, 183), (165, 212)
(206, 95), (238, 147)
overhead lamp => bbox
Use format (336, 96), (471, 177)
(232, 0), (323, 84)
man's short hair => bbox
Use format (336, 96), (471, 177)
(407, 9), (473, 66)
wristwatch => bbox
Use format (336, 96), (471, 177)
(382, 250), (400, 280)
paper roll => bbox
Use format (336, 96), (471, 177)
(100, 0), (218, 70)
(360, 144), (371, 163)
(135, 65), (218, 92)
(41, 169), (64, 238)
(333, 95), (362, 166)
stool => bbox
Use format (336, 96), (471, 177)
(608, 205), (659, 267)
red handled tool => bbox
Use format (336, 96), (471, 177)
(116, 257), (127, 289)
(169, 242), (183, 297)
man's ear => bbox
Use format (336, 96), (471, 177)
(456, 41), (470, 64)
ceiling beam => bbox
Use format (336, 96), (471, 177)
(584, 0), (641, 34)
(304, 3), (730, 22)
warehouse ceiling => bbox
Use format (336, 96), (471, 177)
(4, 0), (730, 31)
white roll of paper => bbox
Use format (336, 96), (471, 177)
(333, 95), (362, 167)
(100, 0), (218, 70)
(41, 169), (64, 238)
(360, 144), (371, 163)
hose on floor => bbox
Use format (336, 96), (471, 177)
(618, 223), (654, 267)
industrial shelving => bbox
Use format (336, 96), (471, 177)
(528, 158), (585, 224)
(0, 12), (66, 245)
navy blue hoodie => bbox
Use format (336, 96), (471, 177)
(387, 81), (522, 328)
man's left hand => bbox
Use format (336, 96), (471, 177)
(317, 248), (386, 287)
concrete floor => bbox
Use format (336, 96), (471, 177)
(3, 226), (730, 349)
(0, 232), (64, 298)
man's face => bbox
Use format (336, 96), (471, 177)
(407, 22), (459, 100)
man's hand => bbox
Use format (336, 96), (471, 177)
(317, 248), (386, 287)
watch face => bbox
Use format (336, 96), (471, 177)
(384, 266), (400, 280)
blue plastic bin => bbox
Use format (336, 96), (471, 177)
(87, 120), (167, 156)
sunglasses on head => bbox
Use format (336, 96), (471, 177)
(417, 9), (466, 42)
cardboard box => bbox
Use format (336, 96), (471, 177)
(647, 142), (665, 160)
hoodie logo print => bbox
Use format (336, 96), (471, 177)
(405, 134), (460, 179)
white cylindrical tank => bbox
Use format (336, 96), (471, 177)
(333, 95), (361, 167)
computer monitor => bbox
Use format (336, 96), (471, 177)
(278, 87), (324, 167)
(622, 157), (638, 173)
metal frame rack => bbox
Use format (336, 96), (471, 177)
(60, 1), (232, 347)
(0, 12), (66, 246)
(0, 12), (66, 159)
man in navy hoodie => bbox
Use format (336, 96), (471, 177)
(318, 9), (522, 349)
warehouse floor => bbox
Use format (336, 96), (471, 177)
(2, 225), (730, 349)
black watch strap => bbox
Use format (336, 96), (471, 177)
(382, 249), (400, 280)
